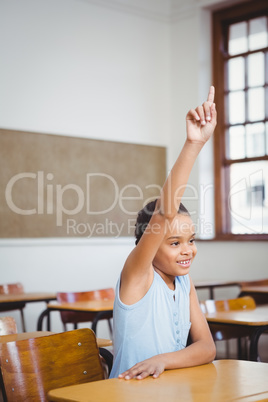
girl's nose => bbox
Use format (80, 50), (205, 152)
(181, 244), (191, 255)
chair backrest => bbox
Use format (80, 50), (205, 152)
(0, 328), (104, 402)
(0, 283), (24, 295)
(57, 288), (115, 324)
(201, 296), (256, 314)
(240, 279), (268, 287)
(0, 283), (26, 332)
(0, 317), (18, 335)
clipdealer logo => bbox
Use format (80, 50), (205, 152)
(5, 171), (161, 227)
(6, 169), (265, 236)
(4, 170), (218, 237)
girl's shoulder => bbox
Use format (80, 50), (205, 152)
(176, 274), (191, 292)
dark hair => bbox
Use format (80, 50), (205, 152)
(134, 199), (190, 245)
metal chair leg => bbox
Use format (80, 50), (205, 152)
(20, 308), (26, 332)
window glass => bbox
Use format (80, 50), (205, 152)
(229, 161), (268, 234)
(248, 52), (265, 87)
(229, 22), (248, 55)
(248, 87), (265, 122)
(246, 123), (265, 158)
(227, 57), (245, 90)
(228, 125), (246, 159)
(228, 91), (245, 124)
(249, 17), (268, 50)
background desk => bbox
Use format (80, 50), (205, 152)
(239, 286), (268, 305)
(48, 360), (268, 402)
(0, 292), (56, 333)
(205, 305), (268, 361)
(0, 292), (56, 306)
(194, 280), (241, 299)
(37, 300), (114, 334)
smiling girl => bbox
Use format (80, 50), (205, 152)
(110, 87), (217, 380)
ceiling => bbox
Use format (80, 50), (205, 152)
(78, 0), (249, 22)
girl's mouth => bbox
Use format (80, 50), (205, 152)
(177, 259), (191, 268)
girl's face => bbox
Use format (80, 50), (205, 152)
(152, 214), (197, 289)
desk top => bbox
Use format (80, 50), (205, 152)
(240, 286), (268, 294)
(47, 299), (114, 312)
(0, 331), (52, 343)
(47, 360), (268, 402)
(205, 305), (268, 326)
(0, 292), (56, 303)
(194, 280), (241, 289)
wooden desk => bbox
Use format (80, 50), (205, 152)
(0, 292), (56, 305)
(0, 331), (52, 344)
(37, 300), (114, 334)
(47, 360), (268, 402)
(239, 286), (268, 305)
(96, 338), (113, 348)
(205, 305), (268, 361)
(194, 280), (241, 299)
(0, 292), (56, 331)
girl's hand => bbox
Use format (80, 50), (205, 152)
(118, 356), (165, 380)
(186, 86), (217, 145)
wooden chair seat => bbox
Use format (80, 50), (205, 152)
(57, 288), (114, 336)
(0, 283), (26, 332)
(0, 328), (110, 402)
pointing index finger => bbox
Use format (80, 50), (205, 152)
(207, 86), (215, 104)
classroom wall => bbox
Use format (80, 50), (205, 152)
(0, 0), (267, 342)
(0, 0), (170, 335)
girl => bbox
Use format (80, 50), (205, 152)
(110, 86), (217, 380)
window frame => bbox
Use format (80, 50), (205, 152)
(213, 0), (268, 241)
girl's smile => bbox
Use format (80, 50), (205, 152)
(177, 259), (192, 268)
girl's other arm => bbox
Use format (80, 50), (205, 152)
(119, 277), (216, 380)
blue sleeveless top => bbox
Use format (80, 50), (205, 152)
(110, 271), (191, 378)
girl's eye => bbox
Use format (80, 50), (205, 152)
(190, 238), (196, 244)
(171, 241), (179, 246)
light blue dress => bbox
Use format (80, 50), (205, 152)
(110, 270), (191, 378)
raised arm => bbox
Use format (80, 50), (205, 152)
(120, 87), (217, 304)
(160, 85), (216, 217)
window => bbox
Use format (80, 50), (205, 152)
(213, 0), (268, 240)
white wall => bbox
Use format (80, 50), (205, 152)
(0, 237), (133, 336)
(0, 0), (170, 145)
(0, 0), (170, 336)
(0, 0), (267, 343)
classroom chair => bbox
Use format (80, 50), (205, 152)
(0, 328), (113, 402)
(239, 279), (268, 305)
(0, 283), (26, 332)
(200, 296), (256, 359)
(239, 279), (268, 287)
(57, 288), (114, 336)
(0, 317), (18, 402)
(0, 316), (18, 336)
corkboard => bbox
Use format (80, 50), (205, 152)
(0, 129), (166, 238)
